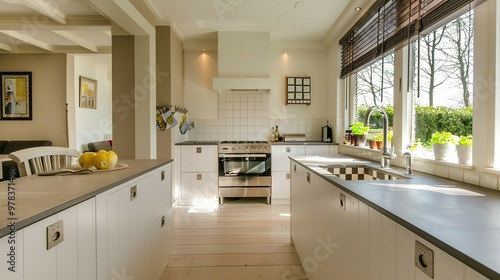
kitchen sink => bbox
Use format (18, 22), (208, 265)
(321, 165), (410, 181)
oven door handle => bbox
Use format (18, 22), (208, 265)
(219, 154), (269, 158)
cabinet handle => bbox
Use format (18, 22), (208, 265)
(339, 193), (346, 211)
(160, 215), (166, 228)
(293, 164), (296, 172)
(306, 172), (310, 183)
(46, 220), (64, 250)
(286, 173), (290, 180)
(130, 185), (137, 201)
(161, 170), (165, 181)
(196, 147), (202, 153)
(197, 174), (202, 180)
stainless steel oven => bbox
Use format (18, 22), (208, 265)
(218, 141), (271, 204)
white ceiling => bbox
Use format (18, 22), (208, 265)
(0, 0), (371, 54)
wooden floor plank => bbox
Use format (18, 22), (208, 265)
(173, 235), (290, 245)
(167, 253), (302, 267)
(161, 265), (308, 280)
(160, 201), (307, 280)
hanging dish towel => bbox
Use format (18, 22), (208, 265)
(156, 108), (178, 131)
(179, 114), (190, 134)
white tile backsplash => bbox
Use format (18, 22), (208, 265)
(187, 92), (326, 141)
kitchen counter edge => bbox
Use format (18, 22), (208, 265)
(0, 159), (173, 238)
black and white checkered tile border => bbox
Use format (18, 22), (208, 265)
(330, 167), (398, 180)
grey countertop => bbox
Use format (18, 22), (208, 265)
(290, 155), (500, 279)
(0, 159), (172, 238)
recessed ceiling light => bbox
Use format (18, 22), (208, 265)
(355, 7), (362, 11)
(201, 48), (206, 52)
(284, 48), (289, 52)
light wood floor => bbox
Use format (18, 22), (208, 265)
(159, 198), (308, 280)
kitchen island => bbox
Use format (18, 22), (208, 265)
(0, 159), (172, 280)
(290, 155), (497, 280)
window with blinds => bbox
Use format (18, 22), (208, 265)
(340, 0), (483, 79)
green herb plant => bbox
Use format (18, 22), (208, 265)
(457, 135), (472, 146)
(350, 122), (370, 135)
(430, 131), (458, 144)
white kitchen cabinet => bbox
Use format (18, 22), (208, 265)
(180, 145), (218, 172)
(150, 208), (172, 280)
(180, 172), (218, 204)
(179, 145), (218, 205)
(23, 198), (95, 280)
(150, 164), (172, 220)
(290, 162), (490, 280)
(272, 144), (337, 203)
(272, 145), (305, 172)
(96, 163), (172, 280)
(96, 176), (152, 280)
(0, 228), (23, 280)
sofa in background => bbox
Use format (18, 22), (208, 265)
(1, 140), (52, 180)
(87, 140), (112, 152)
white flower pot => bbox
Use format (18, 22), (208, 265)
(456, 145), (472, 165)
(432, 143), (456, 161)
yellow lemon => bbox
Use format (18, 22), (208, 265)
(92, 154), (109, 170)
(106, 150), (118, 168)
(78, 152), (96, 169)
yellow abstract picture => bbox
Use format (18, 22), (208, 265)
(79, 76), (97, 109)
(1, 72), (32, 120)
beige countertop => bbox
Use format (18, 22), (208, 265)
(0, 159), (172, 238)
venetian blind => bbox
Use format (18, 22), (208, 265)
(340, 0), (483, 79)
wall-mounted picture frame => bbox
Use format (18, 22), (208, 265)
(285, 76), (311, 105)
(0, 72), (32, 120)
(79, 76), (97, 109)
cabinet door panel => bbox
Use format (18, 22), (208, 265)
(271, 171), (290, 199)
(358, 201), (369, 279)
(151, 163), (172, 220)
(180, 172), (218, 202)
(381, 215), (397, 280)
(77, 198), (96, 280)
(181, 146), (218, 172)
(24, 215), (57, 280)
(56, 206), (78, 280)
(396, 225), (416, 280)
(368, 208), (381, 280)
(272, 146), (305, 172)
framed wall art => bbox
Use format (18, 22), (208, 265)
(0, 72), (32, 120)
(285, 76), (311, 105)
(79, 76), (97, 109)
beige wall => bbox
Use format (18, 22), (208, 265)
(156, 26), (184, 159)
(0, 54), (67, 147)
(112, 35), (136, 159)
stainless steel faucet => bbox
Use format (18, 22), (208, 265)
(364, 106), (397, 168)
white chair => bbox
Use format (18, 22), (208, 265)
(9, 146), (81, 177)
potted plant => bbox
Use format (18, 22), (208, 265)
(456, 135), (472, 164)
(373, 133), (384, 150)
(430, 131), (458, 161)
(367, 137), (377, 149)
(350, 122), (370, 146)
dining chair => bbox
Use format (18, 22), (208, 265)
(9, 146), (81, 177)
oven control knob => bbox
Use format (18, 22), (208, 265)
(231, 147), (236, 152)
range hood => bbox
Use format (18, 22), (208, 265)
(213, 31), (272, 93)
